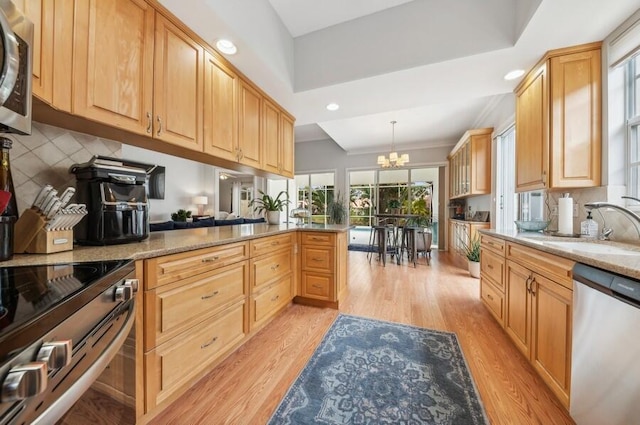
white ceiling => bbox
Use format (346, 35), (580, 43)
(159, 0), (640, 156)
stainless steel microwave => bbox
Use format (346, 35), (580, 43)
(0, 0), (32, 135)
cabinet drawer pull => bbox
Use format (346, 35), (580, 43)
(486, 293), (494, 301)
(202, 256), (220, 263)
(270, 241), (280, 246)
(487, 264), (494, 269)
(271, 295), (280, 302)
(146, 112), (152, 134)
(311, 237), (323, 241)
(530, 278), (537, 295)
(201, 336), (218, 349)
(201, 290), (220, 300)
(312, 284), (323, 289)
(312, 257), (324, 262)
(156, 115), (162, 136)
(270, 264), (280, 271)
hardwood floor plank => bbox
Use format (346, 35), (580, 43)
(147, 250), (575, 425)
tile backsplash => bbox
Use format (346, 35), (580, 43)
(5, 122), (121, 214)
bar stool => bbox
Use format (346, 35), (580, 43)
(367, 225), (396, 266)
(399, 226), (418, 267)
(416, 230), (432, 265)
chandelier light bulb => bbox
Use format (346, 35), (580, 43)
(378, 120), (409, 168)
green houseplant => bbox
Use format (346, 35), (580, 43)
(387, 199), (401, 214)
(250, 190), (290, 224)
(460, 233), (481, 278)
(171, 209), (192, 222)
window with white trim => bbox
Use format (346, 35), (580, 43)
(626, 54), (640, 198)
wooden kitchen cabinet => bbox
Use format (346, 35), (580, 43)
(503, 241), (574, 408)
(480, 234), (506, 325)
(297, 231), (347, 308)
(73, 0), (154, 134)
(448, 219), (489, 264)
(237, 80), (263, 169)
(203, 50), (238, 161)
(515, 42), (601, 192)
(263, 100), (295, 178)
(448, 128), (492, 199)
(19, 0), (74, 110)
(153, 13), (204, 150)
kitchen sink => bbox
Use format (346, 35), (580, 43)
(542, 241), (640, 256)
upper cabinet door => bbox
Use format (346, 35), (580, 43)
(203, 51), (238, 161)
(262, 98), (280, 174)
(73, 0), (154, 134)
(515, 65), (548, 192)
(280, 113), (295, 178)
(20, 0), (53, 103)
(549, 48), (601, 188)
(154, 13), (204, 150)
(237, 80), (262, 169)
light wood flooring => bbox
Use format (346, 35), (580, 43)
(149, 250), (575, 425)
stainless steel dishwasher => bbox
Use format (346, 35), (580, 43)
(571, 263), (640, 425)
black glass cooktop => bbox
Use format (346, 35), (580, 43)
(0, 260), (131, 355)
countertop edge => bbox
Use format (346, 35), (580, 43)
(479, 229), (640, 280)
(3, 224), (354, 267)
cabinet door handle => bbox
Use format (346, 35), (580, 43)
(202, 256), (220, 263)
(238, 149), (244, 160)
(201, 290), (220, 300)
(487, 264), (494, 270)
(312, 257), (323, 262)
(486, 293), (494, 301)
(530, 278), (537, 295)
(525, 276), (532, 293)
(271, 295), (280, 302)
(146, 112), (152, 134)
(271, 241), (280, 246)
(312, 284), (323, 289)
(201, 336), (218, 349)
(270, 264), (280, 271)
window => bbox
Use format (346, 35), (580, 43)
(626, 54), (640, 198)
(294, 172), (335, 224)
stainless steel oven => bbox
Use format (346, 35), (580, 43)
(0, 0), (32, 135)
(0, 260), (138, 425)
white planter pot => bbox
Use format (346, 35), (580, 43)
(468, 260), (480, 278)
(267, 211), (280, 225)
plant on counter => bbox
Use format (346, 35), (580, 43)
(250, 190), (290, 213)
(171, 209), (192, 222)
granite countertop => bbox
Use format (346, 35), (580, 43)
(1, 223), (353, 267)
(480, 228), (640, 280)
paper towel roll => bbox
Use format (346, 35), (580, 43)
(558, 196), (573, 234)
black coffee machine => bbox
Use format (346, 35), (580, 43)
(70, 156), (153, 245)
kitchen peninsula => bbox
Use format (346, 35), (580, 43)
(3, 223), (349, 423)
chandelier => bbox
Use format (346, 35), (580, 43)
(377, 120), (409, 168)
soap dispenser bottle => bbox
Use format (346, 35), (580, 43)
(580, 211), (598, 238)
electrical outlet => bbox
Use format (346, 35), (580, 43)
(573, 203), (579, 217)
(551, 205), (558, 216)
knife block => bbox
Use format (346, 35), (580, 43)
(15, 208), (74, 254)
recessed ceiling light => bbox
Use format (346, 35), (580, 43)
(326, 103), (340, 111)
(504, 69), (525, 81)
(216, 39), (237, 55)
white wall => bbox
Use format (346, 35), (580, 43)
(121, 145), (215, 221)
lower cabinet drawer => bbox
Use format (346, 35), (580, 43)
(145, 301), (247, 409)
(251, 248), (292, 289)
(481, 248), (505, 290)
(301, 246), (334, 273)
(301, 272), (333, 300)
(480, 278), (504, 325)
(145, 261), (248, 350)
(251, 276), (292, 330)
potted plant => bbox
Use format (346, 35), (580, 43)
(460, 233), (481, 278)
(327, 192), (348, 224)
(171, 209), (192, 222)
(250, 190), (290, 224)
(387, 199), (401, 214)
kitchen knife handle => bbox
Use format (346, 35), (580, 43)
(32, 185), (53, 209)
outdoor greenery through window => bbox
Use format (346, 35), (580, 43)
(294, 173), (335, 224)
(626, 53), (640, 198)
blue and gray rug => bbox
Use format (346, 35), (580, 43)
(269, 314), (488, 425)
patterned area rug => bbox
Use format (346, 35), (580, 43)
(268, 315), (488, 425)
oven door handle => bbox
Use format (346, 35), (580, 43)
(30, 298), (137, 425)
